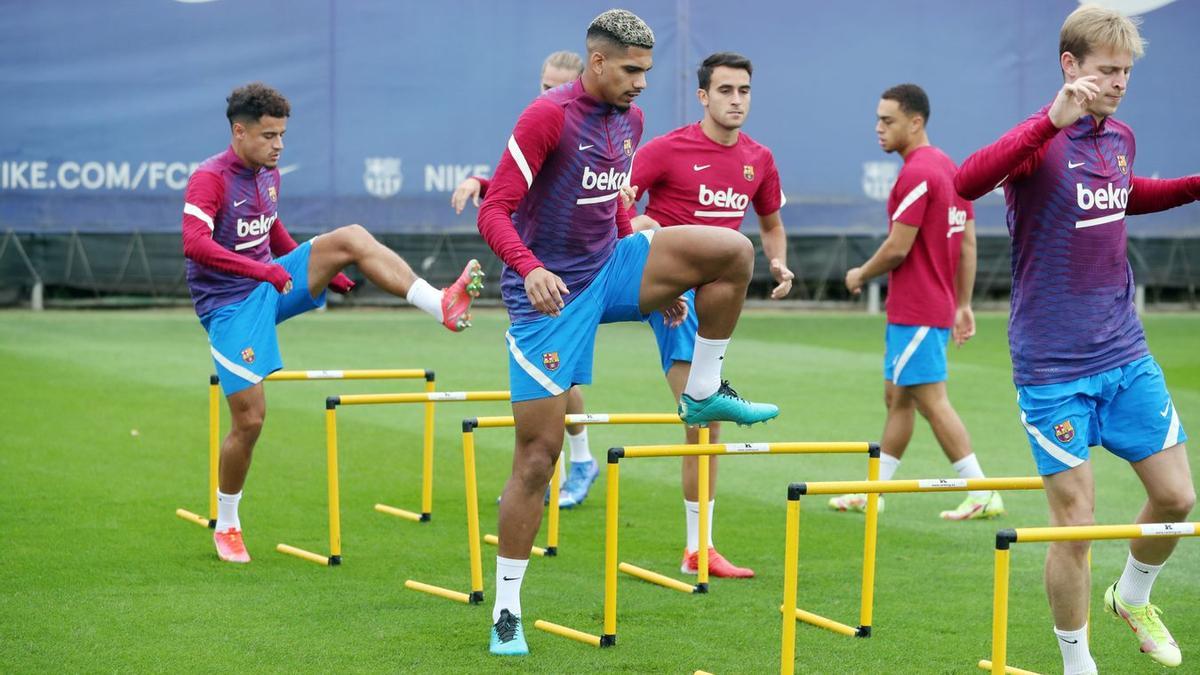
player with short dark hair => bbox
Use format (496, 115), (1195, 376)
(182, 82), (484, 565)
(477, 10), (778, 655)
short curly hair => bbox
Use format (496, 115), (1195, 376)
(587, 9), (654, 50)
(226, 82), (290, 126)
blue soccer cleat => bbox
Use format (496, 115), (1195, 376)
(558, 459), (599, 509)
(489, 609), (529, 656)
(678, 380), (779, 427)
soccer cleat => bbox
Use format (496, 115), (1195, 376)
(678, 380), (779, 427)
(557, 459), (599, 509)
(680, 547), (755, 578)
(489, 609), (529, 656)
(213, 527), (251, 563)
(939, 491), (1005, 521)
(827, 493), (885, 513)
(1104, 581), (1181, 667)
(441, 259), (484, 332)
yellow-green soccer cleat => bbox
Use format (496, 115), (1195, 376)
(1104, 581), (1181, 667)
(939, 491), (1005, 521)
(827, 493), (885, 513)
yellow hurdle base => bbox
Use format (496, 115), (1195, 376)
(618, 562), (697, 593)
(276, 543), (339, 566)
(374, 503), (428, 522)
(977, 660), (1042, 675)
(533, 619), (602, 647)
(175, 508), (212, 528)
(787, 606), (860, 637)
(404, 579), (474, 604)
(483, 534), (546, 557)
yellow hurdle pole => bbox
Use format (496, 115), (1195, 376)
(264, 368), (429, 381)
(484, 534), (547, 557)
(404, 579), (470, 604)
(858, 445), (881, 636)
(618, 562), (697, 593)
(462, 427), (485, 603)
(325, 405), (342, 565)
(798, 476), (1044, 496)
(276, 543), (331, 566)
(420, 378), (436, 520)
(175, 508), (209, 527)
(791, 607), (858, 637)
(1011, 522), (1199, 543)
(373, 504), (422, 521)
(547, 454), (560, 555)
(534, 619), (602, 647)
(207, 375), (220, 526)
(601, 456), (620, 646)
(620, 441), (871, 459)
(977, 661), (1039, 675)
(334, 391), (511, 406)
(989, 540), (1011, 675)
(696, 425), (710, 592)
(780, 488), (801, 675)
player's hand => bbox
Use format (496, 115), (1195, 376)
(662, 295), (689, 327)
(844, 267), (865, 295)
(619, 184), (638, 210)
(451, 178), (482, 214)
(1049, 76), (1100, 128)
(952, 305), (976, 347)
(525, 267), (570, 317)
(264, 264), (293, 294)
(769, 259), (794, 300)
(328, 272), (356, 294)
(631, 215), (660, 232)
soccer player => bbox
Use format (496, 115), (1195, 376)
(956, 6), (1197, 671)
(477, 10), (778, 655)
(829, 84), (1003, 521)
(624, 51), (795, 578)
(452, 51), (605, 509)
(182, 83), (484, 564)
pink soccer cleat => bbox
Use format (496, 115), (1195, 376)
(441, 259), (484, 332)
(681, 547), (755, 578)
(213, 527), (251, 563)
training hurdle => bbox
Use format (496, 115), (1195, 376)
(404, 413), (687, 605)
(175, 369), (433, 529)
(978, 522), (1199, 675)
(275, 390), (510, 566)
(778, 478), (1046, 675)
(535, 440), (876, 648)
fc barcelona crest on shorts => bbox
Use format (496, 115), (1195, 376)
(269, 186), (278, 202)
(1116, 155), (1128, 175)
(542, 351), (560, 371)
(623, 138), (633, 157)
(743, 164), (754, 181)
(1054, 419), (1074, 443)
(241, 347), (256, 365)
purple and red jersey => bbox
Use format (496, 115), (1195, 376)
(477, 78), (641, 323)
(628, 122), (783, 229)
(957, 106), (1200, 385)
(182, 147), (296, 316)
(885, 145), (973, 328)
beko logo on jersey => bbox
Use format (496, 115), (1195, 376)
(947, 206), (967, 237)
(1076, 182), (1128, 211)
(581, 166), (628, 192)
(237, 213), (277, 237)
(698, 184), (750, 211)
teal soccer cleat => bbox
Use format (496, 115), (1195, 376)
(678, 380), (779, 427)
(558, 459), (600, 509)
(489, 609), (529, 656)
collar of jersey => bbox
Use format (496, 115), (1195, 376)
(223, 146), (264, 177)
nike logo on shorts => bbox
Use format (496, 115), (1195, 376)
(1160, 402), (1171, 417)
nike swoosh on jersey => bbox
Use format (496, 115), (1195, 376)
(578, 144), (594, 151)
(234, 199), (248, 207)
(1068, 161), (1085, 169)
(693, 164), (711, 171)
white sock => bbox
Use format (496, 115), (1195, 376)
(684, 336), (730, 400)
(1116, 552), (1164, 606)
(493, 556), (529, 622)
(1053, 624), (1096, 675)
(405, 278), (443, 321)
(951, 453), (990, 500)
(685, 499), (715, 553)
(567, 428), (593, 464)
(879, 453), (901, 481)
(216, 490), (241, 531)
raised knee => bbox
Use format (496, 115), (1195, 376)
(233, 409), (265, 437)
(334, 224), (372, 254)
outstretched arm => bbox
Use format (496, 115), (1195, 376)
(1127, 175), (1200, 215)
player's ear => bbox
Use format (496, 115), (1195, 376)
(1060, 51), (1079, 80)
(696, 87), (708, 105)
(589, 50), (606, 76)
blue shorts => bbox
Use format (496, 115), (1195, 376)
(645, 288), (697, 373)
(1016, 355), (1187, 476)
(200, 239), (327, 396)
(506, 231), (653, 402)
(883, 323), (949, 386)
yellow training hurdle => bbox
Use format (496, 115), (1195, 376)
(405, 412), (686, 605)
(978, 522), (1199, 675)
(275, 390), (510, 566)
(175, 369), (433, 529)
(779, 477), (1046, 675)
(536, 440), (876, 648)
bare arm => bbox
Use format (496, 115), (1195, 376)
(845, 222), (918, 294)
(758, 210), (793, 299)
(952, 219), (977, 346)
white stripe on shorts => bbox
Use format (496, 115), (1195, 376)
(1020, 410), (1084, 469)
(1164, 402), (1181, 449)
(210, 345), (263, 386)
(891, 326), (930, 384)
(506, 330), (564, 397)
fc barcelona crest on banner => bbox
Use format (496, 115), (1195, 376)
(623, 138), (633, 157)
(1054, 419), (1075, 443)
(1117, 154), (1128, 175)
(542, 351), (560, 371)
(241, 347), (256, 364)
(268, 186), (278, 202)
(743, 164), (755, 181)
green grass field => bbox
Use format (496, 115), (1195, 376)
(1, 309), (1197, 673)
